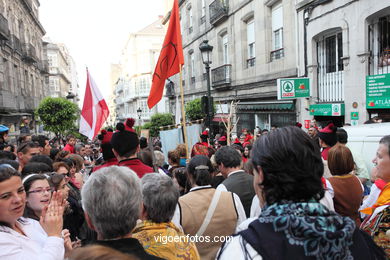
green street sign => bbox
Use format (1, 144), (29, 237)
(309, 103), (345, 116)
(366, 73), (390, 109)
(277, 78), (310, 100)
(351, 112), (359, 120)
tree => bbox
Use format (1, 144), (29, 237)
(149, 113), (174, 137)
(185, 98), (205, 121)
(35, 97), (79, 139)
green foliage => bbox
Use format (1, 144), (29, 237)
(185, 98), (216, 121)
(35, 97), (79, 139)
(149, 113), (174, 137)
(142, 122), (152, 129)
(185, 98), (205, 121)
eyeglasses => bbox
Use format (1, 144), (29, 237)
(27, 187), (53, 195)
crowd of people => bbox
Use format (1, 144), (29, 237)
(0, 118), (389, 259)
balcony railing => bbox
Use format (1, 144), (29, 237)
(22, 43), (38, 63)
(211, 64), (231, 88)
(12, 35), (22, 54)
(191, 77), (196, 84)
(39, 60), (49, 74)
(165, 81), (175, 98)
(318, 69), (344, 102)
(247, 57), (255, 68)
(0, 14), (10, 40)
(270, 48), (284, 61)
(209, 0), (229, 25)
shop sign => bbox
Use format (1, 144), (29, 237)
(309, 103), (345, 116)
(351, 112), (359, 120)
(277, 78), (310, 100)
(304, 120), (311, 129)
(366, 73), (390, 109)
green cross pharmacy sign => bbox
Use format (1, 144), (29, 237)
(366, 73), (390, 109)
(277, 78), (310, 100)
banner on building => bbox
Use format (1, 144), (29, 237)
(366, 73), (390, 109)
(277, 78), (310, 100)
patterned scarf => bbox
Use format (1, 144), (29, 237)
(259, 201), (356, 260)
(132, 220), (200, 260)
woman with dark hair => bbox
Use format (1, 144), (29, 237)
(171, 167), (191, 196)
(327, 144), (363, 225)
(22, 174), (52, 221)
(242, 145), (251, 163)
(173, 155), (246, 259)
(217, 126), (386, 259)
(0, 165), (67, 259)
(0, 125), (9, 150)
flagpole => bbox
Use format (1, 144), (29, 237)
(179, 66), (189, 159)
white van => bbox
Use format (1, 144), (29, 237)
(344, 123), (390, 174)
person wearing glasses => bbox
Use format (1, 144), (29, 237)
(22, 174), (53, 221)
(0, 165), (67, 259)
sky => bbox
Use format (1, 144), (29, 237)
(39, 0), (168, 103)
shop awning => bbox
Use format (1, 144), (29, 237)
(212, 113), (229, 123)
(238, 102), (294, 111)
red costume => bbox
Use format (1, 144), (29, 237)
(118, 158), (153, 178)
(63, 143), (75, 154)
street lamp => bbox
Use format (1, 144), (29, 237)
(66, 92), (76, 100)
(137, 107), (142, 134)
(199, 40), (213, 137)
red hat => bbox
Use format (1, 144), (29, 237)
(218, 136), (227, 142)
(124, 118), (136, 132)
(98, 130), (113, 144)
(234, 138), (241, 144)
(317, 123), (337, 146)
(201, 130), (209, 136)
(296, 122), (302, 128)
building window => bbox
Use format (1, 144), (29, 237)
(190, 52), (195, 83)
(223, 34), (229, 64)
(201, 0), (206, 21)
(247, 19), (255, 67)
(188, 7), (193, 34)
(271, 3), (284, 61)
(369, 15), (390, 75)
(317, 31), (344, 102)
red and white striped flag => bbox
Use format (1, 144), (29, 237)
(79, 69), (109, 140)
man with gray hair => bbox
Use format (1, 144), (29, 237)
(81, 166), (163, 259)
(133, 173), (200, 259)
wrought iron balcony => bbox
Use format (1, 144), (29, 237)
(22, 43), (38, 63)
(247, 57), (255, 68)
(12, 35), (22, 54)
(270, 48), (284, 61)
(0, 14), (10, 40)
(211, 64), (231, 88)
(39, 60), (49, 74)
(209, 0), (229, 26)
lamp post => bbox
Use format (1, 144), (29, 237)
(137, 107), (142, 135)
(199, 40), (213, 137)
(66, 92), (76, 100)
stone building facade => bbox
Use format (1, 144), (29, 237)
(0, 0), (48, 133)
(169, 0), (298, 133)
(114, 18), (167, 123)
(296, 0), (390, 126)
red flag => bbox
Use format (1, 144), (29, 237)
(79, 69), (110, 140)
(148, 0), (184, 109)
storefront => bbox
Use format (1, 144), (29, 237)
(237, 101), (296, 132)
(309, 103), (345, 127)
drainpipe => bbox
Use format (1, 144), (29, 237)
(303, 8), (310, 77)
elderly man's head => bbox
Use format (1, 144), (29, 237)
(81, 166), (142, 239)
(141, 173), (179, 223)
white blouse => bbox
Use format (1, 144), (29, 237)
(0, 218), (64, 260)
